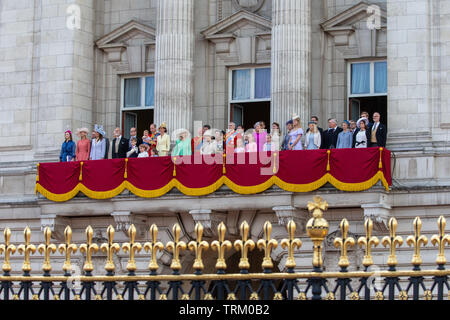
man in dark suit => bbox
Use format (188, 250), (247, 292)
(112, 127), (129, 158)
(129, 127), (143, 154)
(322, 118), (342, 149)
(368, 112), (387, 147)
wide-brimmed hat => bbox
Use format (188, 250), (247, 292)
(94, 124), (106, 136)
(292, 114), (300, 121)
(203, 129), (213, 137)
(76, 127), (89, 135)
(356, 117), (369, 128)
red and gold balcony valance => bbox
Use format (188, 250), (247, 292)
(35, 148), (392, 202)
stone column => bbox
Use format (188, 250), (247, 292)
(271, 0), (311, 131)
(154, 0), (195, 134)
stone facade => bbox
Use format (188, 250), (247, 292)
(0, 0), (449, 276)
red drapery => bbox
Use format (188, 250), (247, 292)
(35, 148), (392, 202)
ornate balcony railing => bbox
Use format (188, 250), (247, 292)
(0, 196), (448, 300)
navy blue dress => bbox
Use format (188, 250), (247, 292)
(60, 140), (76, 162)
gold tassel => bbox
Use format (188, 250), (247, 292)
(173, 157), (176, 177)
(326, 150), (331, 172)
(273, 153), (277, 174)
(124, 159), (128, 179)
(36, 163), (40, 182)
(222, 153), (226, 174)
(79, 162), (83, 181)
(379, 147), (383, 169)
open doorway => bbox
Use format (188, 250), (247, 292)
(230, 102), (271, 132)
(122, 109), (154, 139)
(349, 96), (387, 129)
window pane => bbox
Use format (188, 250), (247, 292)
(145, 76), (155, 106)
(374, 61), (387, 94)
(124, 78), (141, 108)
(232, 69), (251, 100)
(255, 68), (271, 99)
(351, 63), (370, 95)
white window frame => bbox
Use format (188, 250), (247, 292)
(228, 66), (272, 104)
(347, 59), (387, 98)
(120, 74), (155, 111)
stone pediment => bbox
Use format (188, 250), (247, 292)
(321, 2), (386, 47)
(96, 20), (155, 48)
(202, 10), (271, 40)
(96, 20), (156, 73)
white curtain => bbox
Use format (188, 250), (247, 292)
(255, 68), (271, 99)
(232, 69), (251, 100)
(351, 63), (370, 95)
(374, 62), (387, 94)
(124, 78), (141, 107)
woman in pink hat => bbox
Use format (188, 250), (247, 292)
(75, 128), (91, 161)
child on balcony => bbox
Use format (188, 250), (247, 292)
(138, 144), (149, 158)
(126, 137), (139, 158)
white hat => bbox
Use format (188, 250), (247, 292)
(356, 117), (369, 128)
(292, 114), (300, 121)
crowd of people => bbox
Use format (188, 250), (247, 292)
(59, 111), (387, 162)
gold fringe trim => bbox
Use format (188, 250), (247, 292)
(327, 150), (331, 172)
(36, 171), (390, 201)
(79, 162), (83, 182)
(379, 147), (383, 169)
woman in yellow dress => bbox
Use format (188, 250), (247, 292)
(156, 122), (170, 156)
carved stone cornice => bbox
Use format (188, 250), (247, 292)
(361, 203), (391, 232)
(40, 214), (71, 241)
(189, 210), (227, 237)
(110, 211), (147, 239)
(272, 206), (306, 234)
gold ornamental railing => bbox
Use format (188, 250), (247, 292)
(0, 196), (449, 300)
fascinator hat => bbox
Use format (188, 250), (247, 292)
(76, 128), (89, 135)
(292, 114), (301, 122)
(94, 124), (106, 137)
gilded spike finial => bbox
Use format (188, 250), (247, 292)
(188, 223), (209, 271)
(37, 227), (57, 272)
(333, 219), (355, 268)
(100, 226), (120, 273)
(357, 219), (379, 267)
(17, 227), (36, 273)
(257, 221), (278, 270)
(234, 221), (255, 270)
(281, 220), (302, 269)
(211, 222), (232, 270)
(122, 224), (142, 272)
(79, 226), (99, 273)
(166, 223), (187, 271)
(406, 217), (428, 267)
(431, 216), (450, 266)
(382, 218), (403, 267)
(58, 226), (77, 273)
(144, 224), (164, 272)
(306, 196), (329, 269)
(0, 228), (16, 273)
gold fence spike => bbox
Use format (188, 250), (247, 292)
(166, 223), (186, 271)
(17, 227), (36, 273)
(100, 225), (120, 273)
(325, 292), (335, 300)
(38, 227), (57, 273)
(58, 226), (77, 273)
(382, 218), (403, 268)
(0, 228), (16, 273)
(350, 292), (360, 300)
(181, 293), (190, 300)
(211, 222), (232, 270)
(357, 219), (379, 267)
(423, 290), (432, 300)
(333, 219), (355, 269)
(204, 293), (214, 300)
(234, 221), (255, 270)
(250, 292), (259, 300)
(273, 292), (283, 300)
(188, 223), (209, 271)
(138, 294), (146, 300)
(257, 221), (278, 270)
(431, 216), (450, 266)
(306, 196), (329, 269)
(159, 293), (168, 300)
(79, 226), (99, 273)
(281, 220), (302, 269)
(144, 224), (164, 272)
(227, 293), (237, 300)
(122, 224), (142, 272)
(398, 290), (408, 300)
(375, 292), (384, 300)
(296, 292), (307, 300)
(406, 217), (428, 267)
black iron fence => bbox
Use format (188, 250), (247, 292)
(0, 196), (448, 300)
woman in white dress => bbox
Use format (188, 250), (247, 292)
(288, 115), (304, 151)
(354, 118), (369, 149)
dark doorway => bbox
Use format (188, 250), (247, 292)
(349, 96), (387, 129)
(230, 101), (271, 131)
(122, 109), (154, 139)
